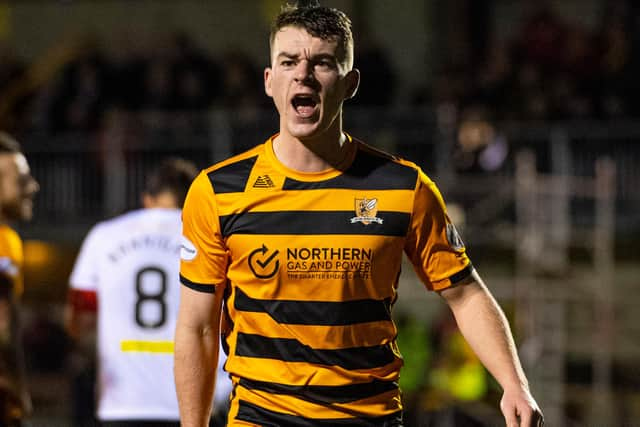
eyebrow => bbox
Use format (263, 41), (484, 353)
(275, 52), (337, 63)
(275, 52), (298, 61)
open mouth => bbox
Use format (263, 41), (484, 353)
(291, 94), (318, 117)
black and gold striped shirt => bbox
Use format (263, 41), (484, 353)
(180, 134), (472, 426)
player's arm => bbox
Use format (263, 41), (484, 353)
(0, 275), (12, 346)
(174, 284), (224, 427)
(438, 271), (543, 427)
(65, 288), (97, 340)
(0, 274), (32, 418)
(65, 224), (101, 342)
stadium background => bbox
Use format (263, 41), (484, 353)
(1, 0), (639, 425)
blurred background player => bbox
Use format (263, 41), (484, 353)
(66, 157), (232, 427)
(0, 132), (39, 427)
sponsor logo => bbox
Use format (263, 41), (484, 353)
(248, 244), (280, 279)
(350, 197), (383, 225)
(446, 223), (465, 251)
(286, 246), (373, 280)
(253, 175), (275, 188)
(180, 236), (198, 261)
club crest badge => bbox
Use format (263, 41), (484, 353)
(350, 197), (383, 225)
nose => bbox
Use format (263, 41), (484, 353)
(293, 60), (313, 83)
(28, 176), (39, 195)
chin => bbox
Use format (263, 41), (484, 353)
(19, 206), (34, 222)
(288, 126), (319, 139)
(288, 118), (329, 138)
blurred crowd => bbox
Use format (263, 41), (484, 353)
(1, 2), (639, 135)
(0, 30), (270, 135)
(0, 25), (397, 137)
(413, 1), (640, 124)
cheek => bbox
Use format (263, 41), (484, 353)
(269, 80), (289, 107)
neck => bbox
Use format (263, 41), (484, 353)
(273, 126), (350, 173)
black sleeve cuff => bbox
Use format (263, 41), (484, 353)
(180, 274), (216, 293)
(449, 263), (474, 285)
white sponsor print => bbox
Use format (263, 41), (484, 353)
(446, 223), (465, 251)
(0, 257), (17, 276)
(180, 236), (198, 261)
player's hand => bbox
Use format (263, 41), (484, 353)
(500, 386), (544, 427)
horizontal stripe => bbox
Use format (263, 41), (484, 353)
(236, 400), (403, 427)
(229, 314), (397, 350)
(120, 340), (173, 353)
(219, 210), (410, 237)
(207, 156), (257, 194)
(214, 188), (415, 214)
(180, 274), (216, 293)
(234, 288), (392, 326)
(239, 377), (398, 404)
(283, 151), (418, 191)
(235, 333), (396, 370)
(450, 264), (474, 284)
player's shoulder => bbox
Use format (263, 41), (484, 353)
(354, 138), (420, 169)
(350, 137), (423, 188)
(0, 225), (22, 259)
(0, 224), (20, 244)
(195, 142), (267, 195)
(202, 143), (265, 176)
(89, 209), (173, 234)
(84, 210), (182, 252)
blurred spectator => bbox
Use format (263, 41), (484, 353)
(171, 31), (221, 111)
(139, 57), (175, 113)
(453, 106), (509, 175)
(104, 29), (148, 111)
(0, 42), (27, 132)
(218, 49), (267, 114)
(472, 39), (514, 118)
(47, 36), (110, 134)
(596, 2), (638, 118)
(350, 31), (396, 107)
(0, 43), (25, 96)
(511, 1), (567, 74)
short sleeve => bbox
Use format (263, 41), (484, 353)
(0, 227), (23, 296)
(179, 171), (229, 292)
(404, 170), (472, 291)
(69, 224), (102, 292)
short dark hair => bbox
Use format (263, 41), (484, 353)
(144, 158), (199, 207)
(270, 2), (354, 68)
(0, 132), (22, 154)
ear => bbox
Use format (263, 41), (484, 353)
(264, 67), (273, 98)
(344, 68), (360, 100)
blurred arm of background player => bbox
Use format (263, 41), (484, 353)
(0, 274), (30, 423)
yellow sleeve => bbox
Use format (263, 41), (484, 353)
(0, 227), (23, 297)
(179, 172), (229, 292)
(404, 170), (472, 291)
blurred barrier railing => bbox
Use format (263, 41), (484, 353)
(15, 108), (640, 243)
